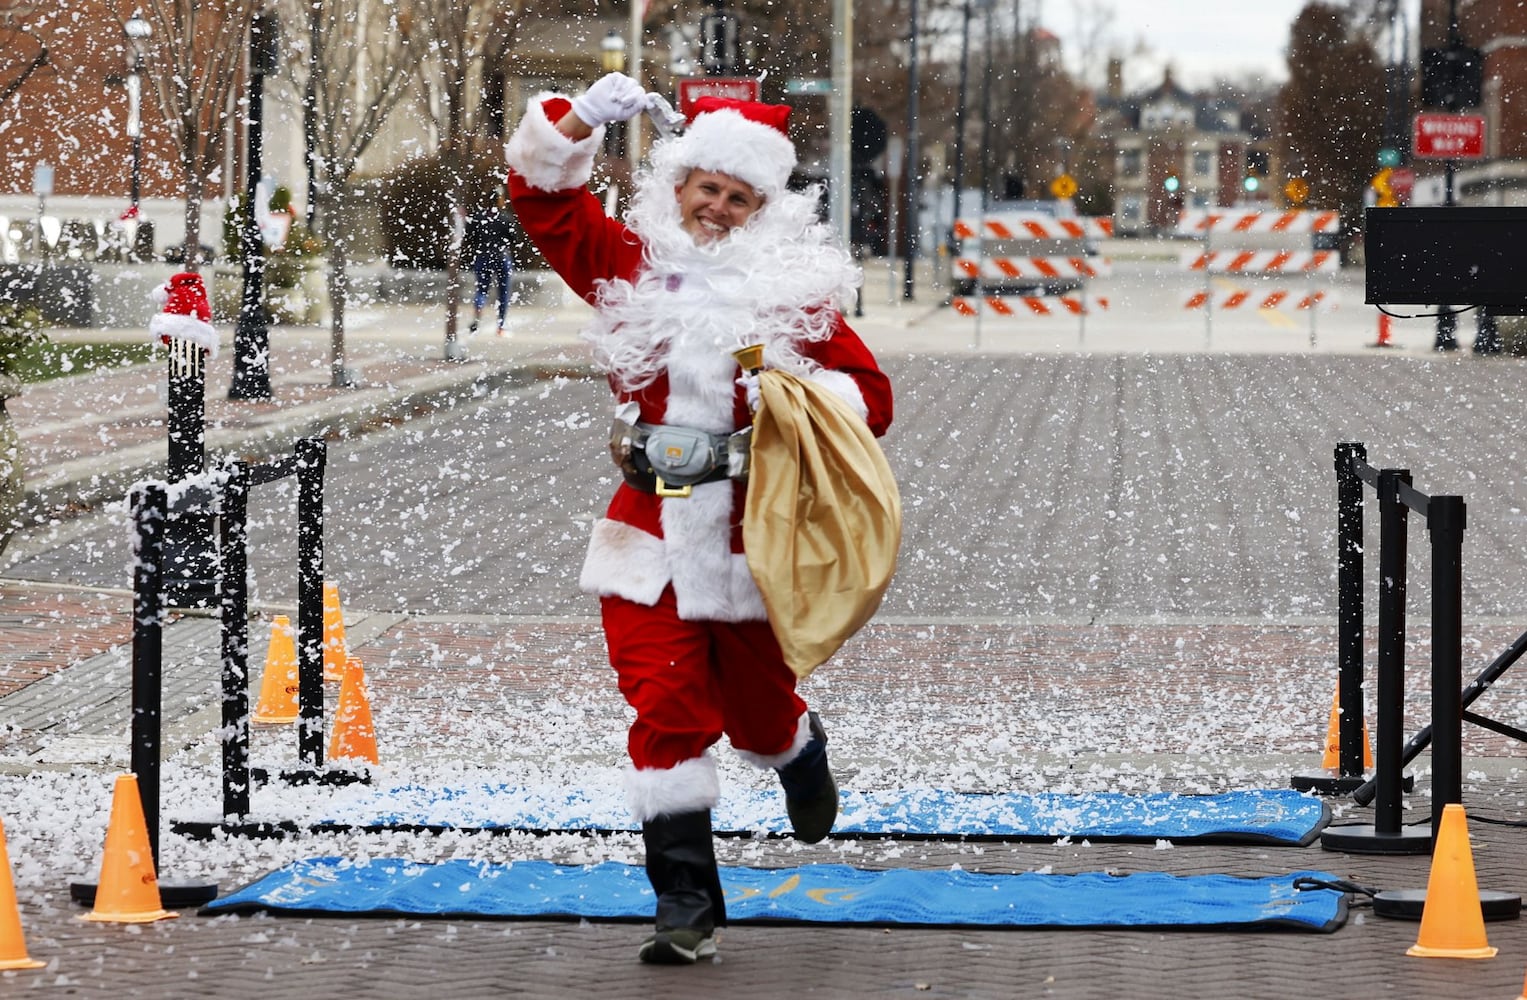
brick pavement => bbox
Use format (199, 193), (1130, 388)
(5, 296), (1527, 997)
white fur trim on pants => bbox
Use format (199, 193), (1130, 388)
(733, 711), (814, 770)
(626, 753), (721, 821)
(505, 92), (604, 193)
(579, 513), (769, 622)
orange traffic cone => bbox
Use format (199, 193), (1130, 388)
(1517, 969), (1527, 1000)
(0, 818), (44, 970)
(1407, 803), (1496, 958)
(329, 654), (378, 765)
(1320, 684), (1374, 770)
(251, 615), (299, 724)
(322, 581), (348, 683)
(1373, 311), (1394, 348)
(79, 775), (177, 924)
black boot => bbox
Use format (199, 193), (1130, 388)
(638, 809), (727, 965)
(776, 711), (838, 844)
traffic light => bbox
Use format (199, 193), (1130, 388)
(1243, 176), (1260, 193)
(1163, 175), (1180, 193)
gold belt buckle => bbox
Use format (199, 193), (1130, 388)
(654, 476), (693, 499)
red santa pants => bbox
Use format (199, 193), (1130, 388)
(601, 587), (807, 771)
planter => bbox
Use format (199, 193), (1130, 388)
(265, 259), (329, 326)
(0, 373), (23, 559)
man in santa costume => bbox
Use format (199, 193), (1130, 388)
(506, 73), (893, 965)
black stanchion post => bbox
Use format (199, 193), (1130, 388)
(219, 461), (251, 819)
(1336, 445), (1366, 779)
(1321, 468), (1431, 855)
(129, 483), (166, 862)
(1293, 442), (1368, 794)
(1373, 468), (1410, 835)
(163, 342), (217, 606)
(295, 437), (326, 769)
(1473, 307), (1501, 356)
(1428, 495), (1465, 836)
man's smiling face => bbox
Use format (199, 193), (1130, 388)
(674, 169), (764, 245)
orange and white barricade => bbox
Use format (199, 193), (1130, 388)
(950, 294), (1110, 317)
(1176, 209), (1340, 346)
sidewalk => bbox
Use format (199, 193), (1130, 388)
(3, 264), (1527, 998)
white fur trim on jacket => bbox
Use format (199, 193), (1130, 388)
(626, 753), (721, 821)
(805, 368), (869, 422)
(733, 711), (814, 770)
(149, 313), (220, 358)
(505, 92), (604, 193)
(579, 518), (668, 606)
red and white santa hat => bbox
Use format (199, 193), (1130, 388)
(149, 271), (220, 357)
(662, 97), (796, 198)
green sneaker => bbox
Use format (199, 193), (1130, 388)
(638, 927), (718, 965)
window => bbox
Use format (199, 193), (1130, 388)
(1118, 148), (1142, 178)
(1192, 150), (1213, 176)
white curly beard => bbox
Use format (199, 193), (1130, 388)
(581, 169), (862, 406)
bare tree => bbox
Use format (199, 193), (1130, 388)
(122, 0), (257, 268)
(1278, 3), (1385, 219)
(284, 0), (429, 386)
(408, 0), (529, 357)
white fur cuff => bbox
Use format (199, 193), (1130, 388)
(149, 313), (220, 358)
(505, 92), (604, 192)
(626, 754), (721, 821)
(733, 711), (813, 769)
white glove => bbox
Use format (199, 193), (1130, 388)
(737, 371), (761, 413)
(570, 73), (648, 129)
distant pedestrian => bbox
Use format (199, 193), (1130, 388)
(464, 189), (516, 337)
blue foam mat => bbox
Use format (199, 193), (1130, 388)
(318, 787), (1329, 846)
(203, 858), (1347, 932)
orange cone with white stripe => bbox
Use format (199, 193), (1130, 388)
(0, 818), (44, 970)
(322, 581), (348, 683)
(329, 654), (378, 765)
(251, 615), (299, 724)
(80, 775), (177, 924)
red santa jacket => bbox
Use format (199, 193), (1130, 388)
(507, 95), (893, 622)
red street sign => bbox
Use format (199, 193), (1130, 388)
(1413, 113), (1486, 159)
(1389, 166), (1416, 202)
(676, 77), (760, 118)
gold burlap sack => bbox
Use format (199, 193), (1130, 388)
(743, 371), (901, 678)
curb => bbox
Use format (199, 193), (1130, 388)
(19, 358), (600, 522)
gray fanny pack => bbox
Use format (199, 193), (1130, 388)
(613, 419), (751, 497)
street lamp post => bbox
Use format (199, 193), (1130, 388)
(601, 29), (627, 158)
(124, 12), (151, 218)
(230, 11), (279, 401)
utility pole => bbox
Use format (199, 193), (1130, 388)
(900, 0), (920, 300)
(1435, 0), (1460, 351)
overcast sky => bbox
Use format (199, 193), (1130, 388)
(1047, 0), (1421, 93)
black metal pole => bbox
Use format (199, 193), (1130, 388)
(163, 343), (216, 607)
(231, 13), (275, 401)
(129, 483), (166, 867)
(220, 461), (251, 819)
(304, 1), (318, 229)
(900, 0), (919, 300)
(295, 437), (327, 768)
(949, 0), (972, 249)
(1372, 468), (1410, 836)
(1435, 0), (1460, 352)
(1336, 443), (1366, 778)
(1428, 495), (1466, 839)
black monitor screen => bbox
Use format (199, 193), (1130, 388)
(1365, 207), (1527, 309)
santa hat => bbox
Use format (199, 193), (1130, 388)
(148, 271), (220, 357)
(663, 97), (797, 198)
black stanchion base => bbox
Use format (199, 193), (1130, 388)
(1290, 769), (1414, 795)
(69, 879), (219, 909)
(1320, 822), (1433, 855)
(1373, 887), (1522, 921)
(249, 764), (372, 787)
(170, 820), (303, 842)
